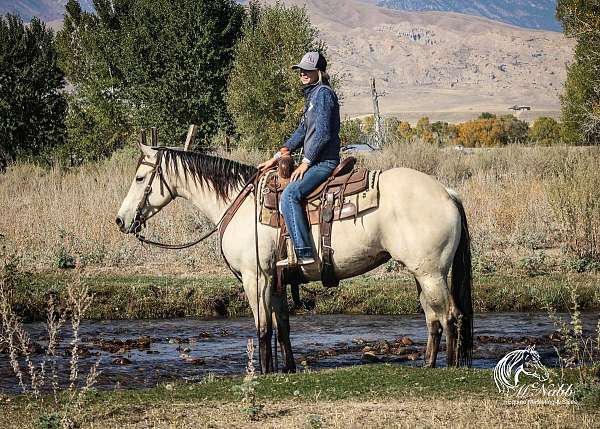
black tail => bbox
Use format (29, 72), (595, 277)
(449, 192), (473, 367)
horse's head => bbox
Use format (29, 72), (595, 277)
(520, 345), (550, 382)
(116, 142), (176, 234)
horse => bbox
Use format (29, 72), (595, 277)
(494, 345), (550, 394)
(116, 142), (473, 373)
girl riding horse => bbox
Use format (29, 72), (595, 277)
(258, 52), (340, 267)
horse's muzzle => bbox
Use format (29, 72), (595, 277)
(115, 216), (127, 233)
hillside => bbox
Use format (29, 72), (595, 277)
(264, 0), (573, 122)
(376, 0), (562, 32)
(1, 0), (574, 122)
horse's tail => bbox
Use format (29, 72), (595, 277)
(447, 188), (473, 367)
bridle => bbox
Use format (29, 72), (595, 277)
(130, 148), (260, 251)
(130, 149), (174, 233)
(131, 148), (220, 249)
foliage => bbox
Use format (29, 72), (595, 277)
(546, 284), (600, 384)
(546, 154), (600, 263)
(234, 339), (263, 420)
(0, 254), (100, 428)
(56, 0), (245, 162)
(0, 14), (66, 166)
(415, 116), (435, 144)
(432, 121), (458, 145)
(395, 120), (414, 141)
(340, 118), (365, 145)
(557, 0), (600, 145)
(529, 116), (562, 145)
(226, 1), (324, 150)
(455, 115), (529, 147)
(479, 112), (497, 119)
(362, 115), (375, 134)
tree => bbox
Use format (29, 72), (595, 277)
(340, 118), (364, 146)
(454, 116), (529, 147)
(0, 14), (66, 166)
(416, 116), (435, 144)
(498, 115), (529, 144)
(529, 117), (562, 145)
(57, 0), (245, 162)
(557, 1), (600, 145)
(395, 121), (414, 141)
(226, 1), (325, 150)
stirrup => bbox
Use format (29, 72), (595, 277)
(276, 256), (315, 268)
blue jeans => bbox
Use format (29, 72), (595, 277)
(280, 159), (339, 258)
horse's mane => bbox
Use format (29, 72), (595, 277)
(162, 149), (257, 202)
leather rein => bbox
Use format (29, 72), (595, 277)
(131, 149), (260, 250)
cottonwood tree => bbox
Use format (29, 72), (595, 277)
(57, 0), (245, 162)
(0, 15), (66, 167)
(226, 1), (326, 150)
(557, 0), (600, 145)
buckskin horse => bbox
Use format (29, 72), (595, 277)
(116, 142), (473, 372)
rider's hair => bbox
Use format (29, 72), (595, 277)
(318, 70), (331, 86)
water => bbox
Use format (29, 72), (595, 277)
(1, 312), (597, 393)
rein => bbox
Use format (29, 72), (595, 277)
(130, 149), (265, 372)
(132, 148), (260, 251)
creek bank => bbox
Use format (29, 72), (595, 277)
(7, 271), (600, 321)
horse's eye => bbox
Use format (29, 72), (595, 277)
(136, 176), (144, 183)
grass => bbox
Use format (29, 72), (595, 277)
(1, 365), (598, 428)
(1, 144), (600, 276)
(7, 271), (600, 321)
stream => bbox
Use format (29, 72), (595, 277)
(1, 312), (597, 393)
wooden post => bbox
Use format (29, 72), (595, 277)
(371, 77), (383, 148)
(140, 128), (147, 146)
(224, 135), (230, 152)
(151, 127), (158, 146)
(184, 124), (198, 151)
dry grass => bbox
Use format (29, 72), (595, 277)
(0, 143), (599, 274)
(3, 397), (593, 429)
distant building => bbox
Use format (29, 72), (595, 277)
(509, 105), (531, 111)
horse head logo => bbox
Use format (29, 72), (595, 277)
(493, 345), (550, 394)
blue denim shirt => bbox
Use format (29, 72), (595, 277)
(283, 83), (341, 165)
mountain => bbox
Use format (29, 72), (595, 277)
(0, 0), (94, 22)
(263, 0), (572, 121)
(2, 0), (573, 122)
(375, 0), (562, 32)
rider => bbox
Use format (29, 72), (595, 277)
(258, 52), (341, 267)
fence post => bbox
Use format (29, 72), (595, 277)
(151, 127), (158, 146)
(184, 124), (198, 151)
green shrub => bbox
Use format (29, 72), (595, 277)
(529, 117), (562, 146)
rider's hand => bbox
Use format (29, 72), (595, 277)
(290, 162), (309, 182)
(258, 157), (278, 173)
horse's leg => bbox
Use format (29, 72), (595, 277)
(271, 288), (296, 373)
(416, 278), (433, 364)
(243, 271), (273, 374)
(415, 274), (451, 368)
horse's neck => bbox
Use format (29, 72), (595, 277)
(174, 174), (241, 225)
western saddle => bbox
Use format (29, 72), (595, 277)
(260, 156), (376, 288)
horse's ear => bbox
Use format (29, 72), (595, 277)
(137, 140), (156, 158)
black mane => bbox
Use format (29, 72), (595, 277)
(162, 149), (257, 202)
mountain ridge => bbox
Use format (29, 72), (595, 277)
(375, 0), (562, 32)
